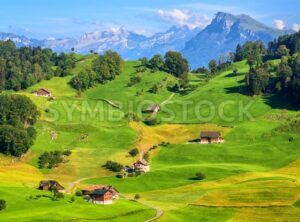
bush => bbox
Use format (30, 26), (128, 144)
(75, 190), (83, 196)
(195, 172), (206, 180)
(63, 150), (72, 156)
(53, 190), (64, 200)
(116, 174), (123, 178)
(0, 200), (6, 211)
(143, 153), (149, 162)
(116, 173), (128, 179)
(104, 160), (124, 172)
(160, 142), (170, 147)
(134, 194), (141, 200)
(70, 196), (75, 203)
(168, 83), (179, 93)
(149, 84), (160, 94)
(129, 148), (139, 157)
(128, 76), (142, 87)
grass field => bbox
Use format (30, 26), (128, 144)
(0, 187), (155, 222)
(1, 56), (300, 221)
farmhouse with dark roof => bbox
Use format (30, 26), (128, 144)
(32, 88), (52, 97)
(200, 131), (224, 144)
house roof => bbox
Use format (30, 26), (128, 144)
(82, 185), (106, 191)
(146, 104), (160, 112)
(39, 180), (64, 189)
(40, 180), (57, 186)
(35, 88), (51, 94)
(91, 189), (113, 195)
(134, 160), (149, 166)
(200, 131), (221, 138)
(82, 185), (119, 194)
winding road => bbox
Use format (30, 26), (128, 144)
(121, 195), (163, 222)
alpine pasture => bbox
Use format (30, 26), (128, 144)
(1, 55), (300, 222)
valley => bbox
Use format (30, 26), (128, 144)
(1, 52), (300, 221)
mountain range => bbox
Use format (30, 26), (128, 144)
(182, 12), (290, 68)
(0, 12), (291, 68)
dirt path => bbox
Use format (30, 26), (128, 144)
(65, 177), (96, 194)
(144, 205), (163, 222)
(99, 99), (121, 110)
(121, 194), (163, 222)
(160, 93), (175, 106)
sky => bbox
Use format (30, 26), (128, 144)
(0, 0), (299, 39)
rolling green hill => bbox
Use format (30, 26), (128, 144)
(0, 56), (300, 222)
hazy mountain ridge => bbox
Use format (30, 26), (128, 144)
(41, 26), (200, 59)
(0, 32), (43, 47)
(0, 12), (291, 67)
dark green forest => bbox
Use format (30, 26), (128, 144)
(0, 40), (76, 91)
(234, 32), (300, 105)
(70, 50), (124, 91)
(0, 95), (38, 156)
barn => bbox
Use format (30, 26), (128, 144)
(200, 131), (224, 144)
(32, 88), (52, 97)
(38, 180), (64, 192)
(145, 105), (160, 114)
(133, 160), (150, 173)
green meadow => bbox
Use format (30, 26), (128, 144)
(1, 55), (300, 221)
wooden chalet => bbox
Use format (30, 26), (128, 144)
(133, 160), (150, 173)
(200, 131), (224, 144)
(88, 189), (113, 205)
(82, 185), (119, 199)
(38, 180), (64, 192)
(32, 88), (52, 97)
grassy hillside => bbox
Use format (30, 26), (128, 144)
(1, 56), (300, 221)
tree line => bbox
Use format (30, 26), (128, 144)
(70, 50), (124, 91)
(232, 31), (300, 105)
(0, 40), (76, 91)
(70, 50), (193, 93)
(0, 95), (38, 156)
(139, 51), (192, 92)
(141, 51), (188, 79)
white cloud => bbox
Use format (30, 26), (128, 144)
(157, 8), (211, 29)
(274, 19), (285, 30)
(179, 2), (237, 13)
(157, 9), (189, 25)
(293, 24), (300, 32)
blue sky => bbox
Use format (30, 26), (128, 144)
(0, 0), (299, 39)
